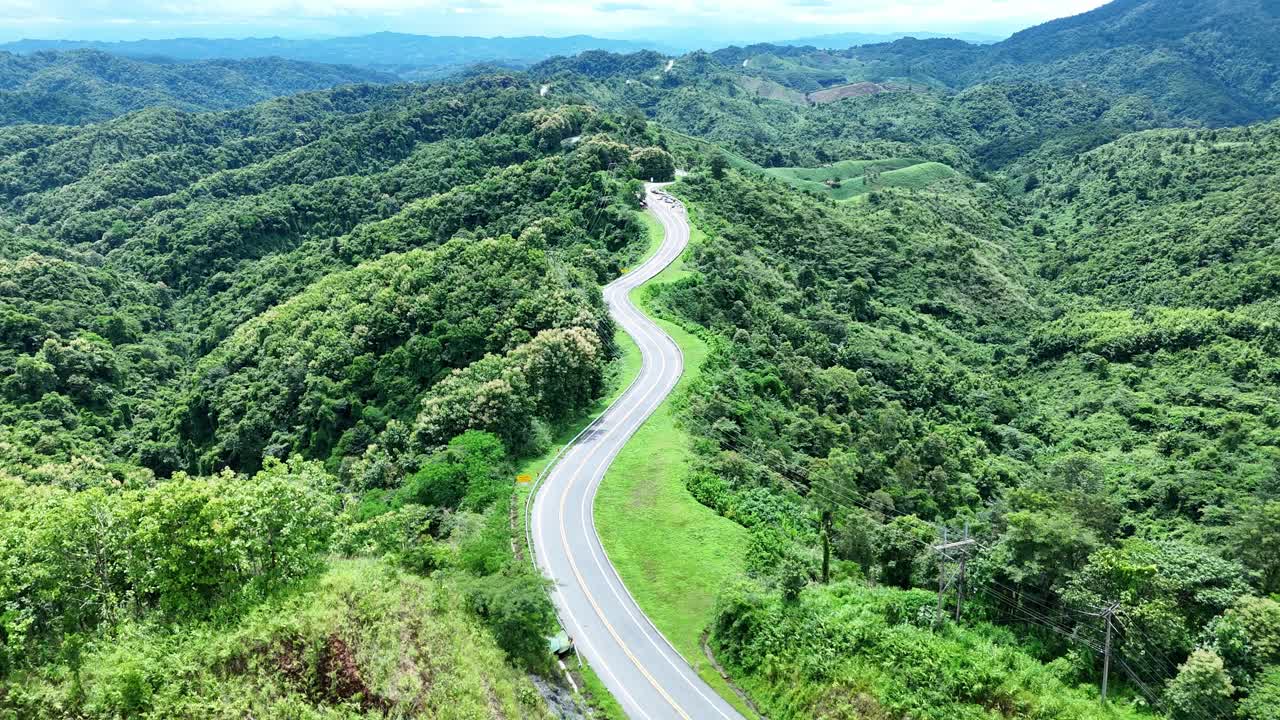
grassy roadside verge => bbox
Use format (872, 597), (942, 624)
(512, 207), (664, 524)
(511, 214), (662, 719)
(593, 210), (755, 717)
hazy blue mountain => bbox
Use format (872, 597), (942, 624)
(0, 33), (680, 79)
(779, 31), (1004, 48)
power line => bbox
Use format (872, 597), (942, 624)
(682, 412), (1104, 623)
(668, 402), (1185, 707)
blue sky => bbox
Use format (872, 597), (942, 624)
(0, 1), (1112, 43)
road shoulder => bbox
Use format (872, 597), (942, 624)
(593, 209), (755, 718)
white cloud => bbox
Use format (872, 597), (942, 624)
(0, 0), (1113, 41)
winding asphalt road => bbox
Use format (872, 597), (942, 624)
(530, 184), (745, 720)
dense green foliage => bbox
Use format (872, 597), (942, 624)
(979, 0), (1280, 125)
(712, 580), (1150, 719)
(3, 558), (554, 718)
(725, 0), (1280, 126)
(0, 50), (393, 125)
(535, 49), (1162, 173)
(647, 116), (1280, 716)
(531, 0), (1279, 186)
(0, 457), (336, 671)
(5, 4), (1280, 715)
(0, 78), (664, 479)
(1026, 123), (1280, 308)
(0, 75), (675, 716)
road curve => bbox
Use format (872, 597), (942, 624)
(530, 184), (745, 720)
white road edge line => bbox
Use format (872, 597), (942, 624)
(533, 185), (743, 720)
(581, 201), (737, 719)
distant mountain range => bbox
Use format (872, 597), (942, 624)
(846, 0), (1280, 125)
(0, 31), (1015, 79)
(778, 31), (1004, 48)
(0, 50), (393, 125)
(0, 33), (681, 80)
(534, 0), (1280, 130)
(5, 0), (1277, 128)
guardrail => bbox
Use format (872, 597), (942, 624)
(522, 362), (648, 567)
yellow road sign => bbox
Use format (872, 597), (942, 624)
(516, 473), (533, 484)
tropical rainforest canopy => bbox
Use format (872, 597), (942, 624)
(1, 0), (1278, 717)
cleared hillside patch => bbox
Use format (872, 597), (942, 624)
(736, 76), (808, 105)
(806, 80), (895, 104)
(768, 158), (958, 200)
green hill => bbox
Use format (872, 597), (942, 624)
(4, 8), (1280, 717)
(0, 76), (671, 718)
(768, 158), (958, 199)
(0, 49), (395, 125)
(842, 0), (1280, 125)
(538, 0), (1279, 137)
(986, 0), (1280, 124)
(655, 123), (1280, 715)
(533, 48), (1158, 172)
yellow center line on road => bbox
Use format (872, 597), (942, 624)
(539, 189), (733, 720)
(552, 194), (696, 720)
(556, 304), (692, 720)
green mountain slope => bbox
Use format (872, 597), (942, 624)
(986, 0), (1280, 124)
(535, 49), (1158, 171)
(629, 120), (1280, 718)
(768, 158), (957, 199)
(4, 11), (1280, 716)
(838, 0), (1280, 125)
(1027, 121), (1280, 308)
(540, 0), (1277, 132)
(0, 49), (395, 125)
(0, 76), (677, 717)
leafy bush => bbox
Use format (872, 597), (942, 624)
(0, 456), (335, 671)
(1165, 649), (1235, 720)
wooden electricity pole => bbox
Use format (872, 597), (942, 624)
(932, 523), (975, 625)
(821, 509), (833, 584)
(1098, 601), (1121, 703)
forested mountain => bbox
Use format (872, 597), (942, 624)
(0, 75), (674, 716)
(853, 0), (1280, 125)
(533, 48), (1161, 171)
(0, 33), (675, 80)
(984, 0), (1280, 125)
(3, 2), (1280, 717)
(0, 49), (394, 125)
(648, 118), (1280, 719)
(541, 0), (1278, 129)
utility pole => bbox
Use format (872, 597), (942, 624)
(821, 509), (833, 584)
(932, 523), (975, 626)
(955, 521), (970, 623)
(935, 527), (949, 625)
(1098, 601), (1121, 703)
(584, 162), (620, 237)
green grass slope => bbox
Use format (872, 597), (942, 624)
(594, 210), (755, 717)
(6, 559), (552, 719)
(768, 158), (958, 200)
